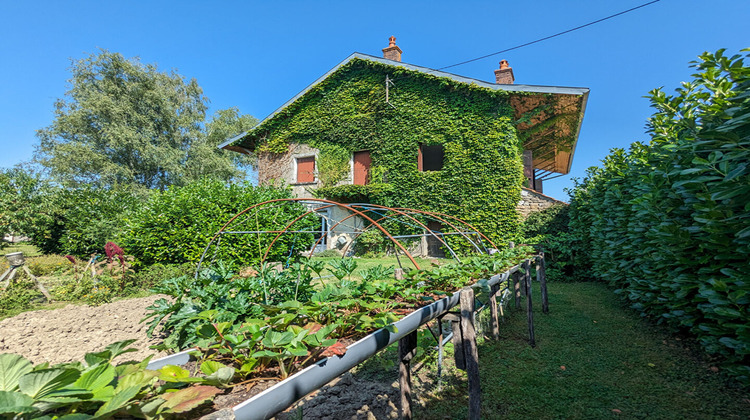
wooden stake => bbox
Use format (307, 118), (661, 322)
(23, 266), (52, 302)
(537, 254), (549, 314)
(451, 319), (465, 370)
(398, 330), (418, 420)
(513, 270), (521, 309)
(460, 288), (481, 420)
(524, 261), (536, 347)
(0, 267), (16, 291)
(489, 283), (500, 340)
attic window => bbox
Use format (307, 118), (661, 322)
(418, 144), (444, 171)
(296, 156), (316, 184)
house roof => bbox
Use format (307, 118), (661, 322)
(220, 52), (589, 175)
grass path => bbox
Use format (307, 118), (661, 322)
(418, 282), (750, 419)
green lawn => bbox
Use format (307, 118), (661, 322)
(416, 282), (750, 419)
(310, 255), (438, 283)
(1, 242), (42, 257)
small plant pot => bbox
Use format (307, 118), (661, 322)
(5, 252), (25, 267)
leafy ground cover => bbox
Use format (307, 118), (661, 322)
(144, 248), (532, 384)
(0, 339), (231, 419)
(417, 282), (750, 419)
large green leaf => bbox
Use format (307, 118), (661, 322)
(17, 368), (80, 399)
(114, 370), (159, 393)
(199, 360), (227, 376)
(159, 385), (221, 414)
(74, 363), (115, 392)
(203, 367), (235, 387)
(157, 365), (201, 383)
(92, 385), (140, 418)
(0, 354), (33, 392)
(0, 390), (36, 416)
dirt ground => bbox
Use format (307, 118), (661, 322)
(0, 295), (169, 365)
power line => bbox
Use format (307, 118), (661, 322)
(438, 0), (661, 71)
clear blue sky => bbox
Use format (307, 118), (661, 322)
(1, 0), (748, 200)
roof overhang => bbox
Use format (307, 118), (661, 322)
(220, 52), (589, 175)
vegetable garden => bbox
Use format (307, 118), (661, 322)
(0, 197), (544, 419)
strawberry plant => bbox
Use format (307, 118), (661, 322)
(0, 340), (225, 419)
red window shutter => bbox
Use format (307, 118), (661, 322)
(353, 151), (371, 185)
(418, 145), (424, 171)
(297, 157), (315, 183)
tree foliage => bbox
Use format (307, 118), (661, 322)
(567, 49), (750, 383)
(0, 165), (143, 255)
(34, 50), (254, 190)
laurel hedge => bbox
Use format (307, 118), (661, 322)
(567, 49), (750, 383)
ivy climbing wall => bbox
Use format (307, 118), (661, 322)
(245, 59), (526, 244)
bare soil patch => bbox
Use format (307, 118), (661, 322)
(0, 295), (169, 364)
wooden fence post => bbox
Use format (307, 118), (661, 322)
(399, 330), (418, 420)
(450, 318), (465, 370)
(460, 288), (481, 420)
(489, 283), (500, 340)
(513, 270), (521, 309)
(537, 254), (549, 314)
(523, 260), (536, 347)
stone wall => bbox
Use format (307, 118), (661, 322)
(516, 187), (565, 218)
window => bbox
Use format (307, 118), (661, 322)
(418, 144), (444, 171)
(352, 151), (371, 185)
(296, 156), (316, 183)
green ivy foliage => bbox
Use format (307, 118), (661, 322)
(244, 59), (525, 243)
(120, 179), (314, 268)
(567, 49), (750, 383)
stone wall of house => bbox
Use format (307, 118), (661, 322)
(257, 143), (320, 199)
(517, 187), (565, 218)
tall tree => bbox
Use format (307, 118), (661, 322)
(35, 50), (253, 190)
(183, 107), (258, 183)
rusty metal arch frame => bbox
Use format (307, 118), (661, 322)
(195, 199), (499, 277)
(196, 198), (423, 274)
(299, 203), (460, 265)
(196, 201), (324, 275)
(342, 204), (489, 258)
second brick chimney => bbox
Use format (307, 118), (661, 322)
(382, 36), (402, 62)
(494, 60), (515, 84)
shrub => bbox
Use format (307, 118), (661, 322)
(521, 205), (583, 282)
(522, 204), (569, 238)
(1, 178), (143, 257)
(120, 179), (315, 267)
(126, 262), (196, 289)
(567, 49), (750, 383)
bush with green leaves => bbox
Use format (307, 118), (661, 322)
(521, 205), (582, 282)
(0, 168), (142, 257)
(120, 179), (314, 267)
(567, 49), (750, 383)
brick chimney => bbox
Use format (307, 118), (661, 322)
(494, 59), (515, 84)
(382, 36), (402, 62)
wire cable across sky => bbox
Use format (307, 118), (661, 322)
(438, 0), (662, 71)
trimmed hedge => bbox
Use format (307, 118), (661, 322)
(567, 49), (750, 383)
(120, 179), (314, 268)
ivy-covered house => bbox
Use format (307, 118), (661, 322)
(220, 37), (588, 251)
